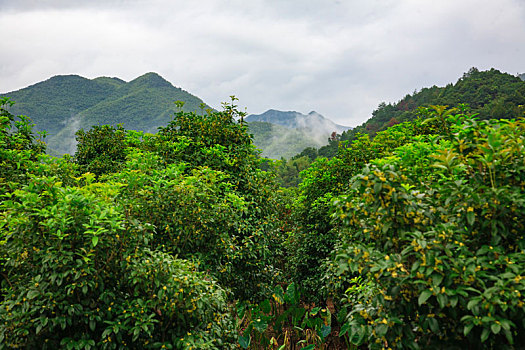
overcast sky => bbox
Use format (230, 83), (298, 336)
(1, 0), (524, 126)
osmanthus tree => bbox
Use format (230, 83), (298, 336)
(138, 98), (284, 300)
(287, 116), (439, 302)
(330, 111), (525, 349)
(0, 97), (46, 193)
(0, 175), (236, 349)
(73, 124), (129, 178)
(69, 98), (285, 300)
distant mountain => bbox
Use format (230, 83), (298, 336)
(1, 72), (210, 154)
(314, 67), (525, 159)
(245, 110), (351, 159)
(246, 109), (350, 134)
(247, 121), (324, 159)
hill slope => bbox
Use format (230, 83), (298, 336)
(312, 68), (525, 158)
(2, 73), (210, 154)
(246, 109), (350, 134)
(246, 109), (351, 159)
(247, 121), (326, 159)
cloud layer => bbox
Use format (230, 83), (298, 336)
(1, 0), (524, 125)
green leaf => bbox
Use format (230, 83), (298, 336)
(503, 329), (514, 345)
(491, 323), (501, 334)
(27, 290), (39, 300)
(339, 322), (350, 337)
(480, 328), (490, 343)
(284, 282), (299, 305)
(238, 334), (250, 349)
(310, 306), (321, 316)
(374, 182), (382, 194)
(466, 211), (475, 226)
(428, 318), (439, 333)
(319, 324), (331, 339)
(376, 323), (388, 337)
(92, 236), (99, 247)
(467, 298), (480, 310)
(464, 323), (474, 336)
(432, 273), (443, 287)
(437, 293), (447, 309)
(418, 289), (432, 305)
(301, 345), (315, 350)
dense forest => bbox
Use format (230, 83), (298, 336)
(309, 68), (525, 159)
(1, 69), (525, 349)
(1, 73), (210, 155)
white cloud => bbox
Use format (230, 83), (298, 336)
(1, 0), (524, 126)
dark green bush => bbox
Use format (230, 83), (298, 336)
(331, 113), (525, 349)
(0, 176), (236, 349)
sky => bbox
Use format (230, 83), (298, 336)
(1, 0), (524, 126)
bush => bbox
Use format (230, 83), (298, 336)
(0, 175), (236, 349)
(331, 113), (525, 349)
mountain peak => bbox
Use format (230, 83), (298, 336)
(129, 72), (172, 89)
(246, 109), (351, 134)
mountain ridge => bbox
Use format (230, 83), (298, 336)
(247, 109), (351, 133)
(1, 73), (210, 154)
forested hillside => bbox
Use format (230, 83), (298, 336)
(1, 73), (210, 154)
(247, 121), (325, 159)
(1, 68), (525, 349)
(313, 68), (525, 158)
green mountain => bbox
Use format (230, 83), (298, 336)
(313, 68), (525, 158)
(351, 68), (525, 136)
(2, 72), (210, 154)
(246, 109), (350, 133)
(246, 110), (350, 159)
(247, 121), (326, 159)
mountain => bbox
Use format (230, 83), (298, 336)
(313, 68), (525, 159)
(520, 73), (525, 81)
(247, 121), (324, 159)
(1, 72), (210, 154)
(245, 110), (351, 159)
(246, 109), (351, 134)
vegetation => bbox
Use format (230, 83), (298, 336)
(1, 73), (210, 155)
(314, 68), (525, 158)
(1, 68), (525, 349)
(247, 121), (323, 160)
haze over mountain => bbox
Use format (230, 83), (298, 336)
(2, 73), (340, 158)
(247, 110), (350, 133)
(245, 110), (350, 159)
(1, 72), (209, 154)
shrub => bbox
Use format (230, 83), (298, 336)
(331, 113), (525, 349)
(0, 175), (236, 349)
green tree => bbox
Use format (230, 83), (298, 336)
(74, 124), (129, 177)
(331, 111), (525, 348)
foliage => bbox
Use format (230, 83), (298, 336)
(106, 150), (253, 292)
(0, 97), (46, 193)
(331, 111), (525, 348)
(0, 175), (236, 349)
(1, 73), (210, 154)
(74, 124), (130, 177)
(237, 282), (333, 349)
(287, 120), (426, 301)
(144, 99), (284, 300)
(272, 156), (312, 188)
